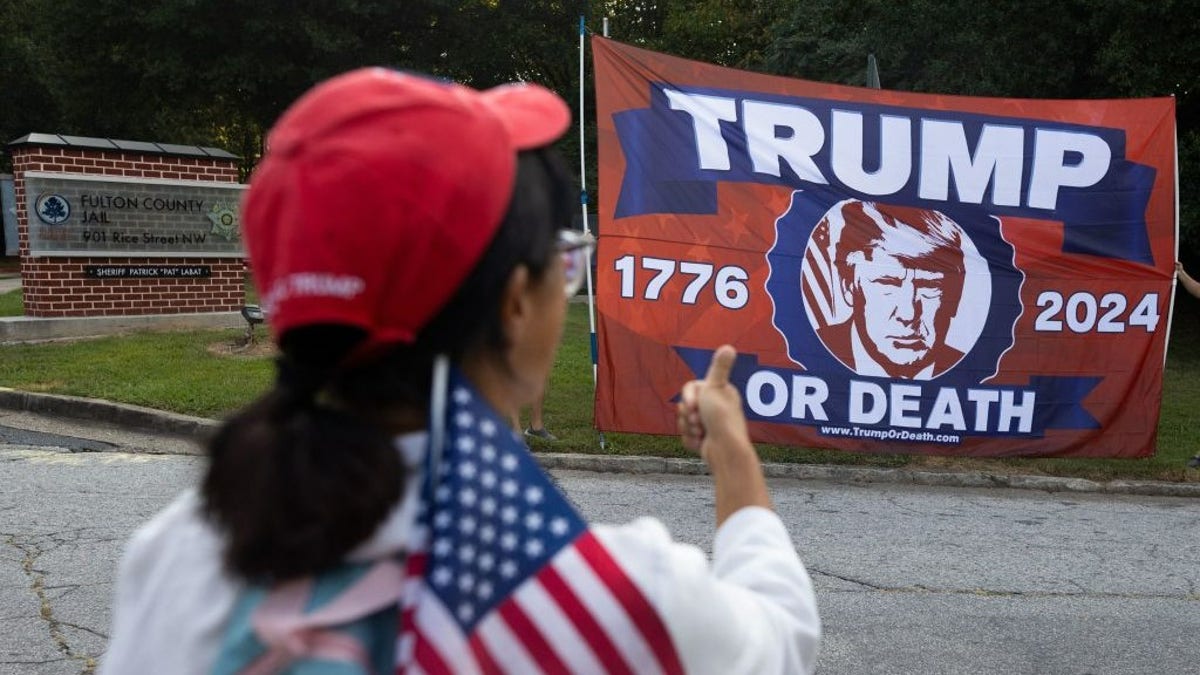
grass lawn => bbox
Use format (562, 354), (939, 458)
(0, 289), (20, 317)
(0, 300), (1198, 482)
(0, 328), (274, 418)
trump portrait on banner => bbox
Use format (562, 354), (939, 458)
(809, 200), (969, 380)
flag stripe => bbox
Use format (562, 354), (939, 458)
(398, 553), (429, 671)
(803, 248), (835, 325)
(476, 612), (544, 675)
(575, 532), (685, 675)
(396, 632), (412, 670)
(516, 576), (610, 674)
(467, 632), (503, 675)
(496, 601), (569, 673)
(804, 246), (834, 306)
(539, 564), (634, 675)
(805, 244), (833, 296)
(412, 587), (480, 675)
(406, 552), (429, 577)
(802, 270), (833, 328)
(553, 546), (662, 675)
(413, 636), (453, 675)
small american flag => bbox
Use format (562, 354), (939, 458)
(396, 369), (684, 674)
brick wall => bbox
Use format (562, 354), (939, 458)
(19, 257), (244, 317)
(13, 146), (244, 317)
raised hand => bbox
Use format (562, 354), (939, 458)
(677, 345), (751, 461)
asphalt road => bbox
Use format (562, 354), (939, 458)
(0, 417), (1197, 674)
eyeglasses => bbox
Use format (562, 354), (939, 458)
(557, 229), (595, 298)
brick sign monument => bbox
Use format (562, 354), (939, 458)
(9, 133), (246, 317)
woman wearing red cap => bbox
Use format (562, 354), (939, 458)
(100, 69), (820, 674)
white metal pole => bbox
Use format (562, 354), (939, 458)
(579, 15), (605, 449)
(1164, 118), (1180, 367)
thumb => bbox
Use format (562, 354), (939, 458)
(705, 345), (737, 387)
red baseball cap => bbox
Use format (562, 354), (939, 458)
(242, 67), (571, 350)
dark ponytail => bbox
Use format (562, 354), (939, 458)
(202, 326), (403, 582)
(201, 148), (574, 581)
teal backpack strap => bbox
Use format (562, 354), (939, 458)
(212, 558), (406, 675)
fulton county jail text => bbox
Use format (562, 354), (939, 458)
(79, 194), (207, 212)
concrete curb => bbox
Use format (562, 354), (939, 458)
(0, 388), (219, 438)
(1, 388), (1197, 499)
(0, 311), (246, 343)
(533, 454), (1200, 498)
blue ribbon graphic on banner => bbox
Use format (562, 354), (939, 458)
(614, 85), (1157, 264)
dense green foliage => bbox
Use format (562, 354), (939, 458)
(1, 0), (1196, 240)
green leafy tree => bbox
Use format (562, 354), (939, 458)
(0, 0), (59, 170)
(25, 0), (444, 173)
(1, 0), (1194, 240)
(761, 0), (1199, 245)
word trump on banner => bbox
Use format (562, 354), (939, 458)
(591, 37), (1176, 458)
(664, 89), (1116, 210)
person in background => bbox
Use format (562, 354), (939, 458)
(511, 392), (556, 441)
(99, 67), (820, 674)
(1176, 261), (1200, 299)
(1176, 262), (1200, 468)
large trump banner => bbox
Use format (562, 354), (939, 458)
(591, 37), (1177, 458)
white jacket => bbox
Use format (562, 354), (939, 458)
(99, 434), (820, 674)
